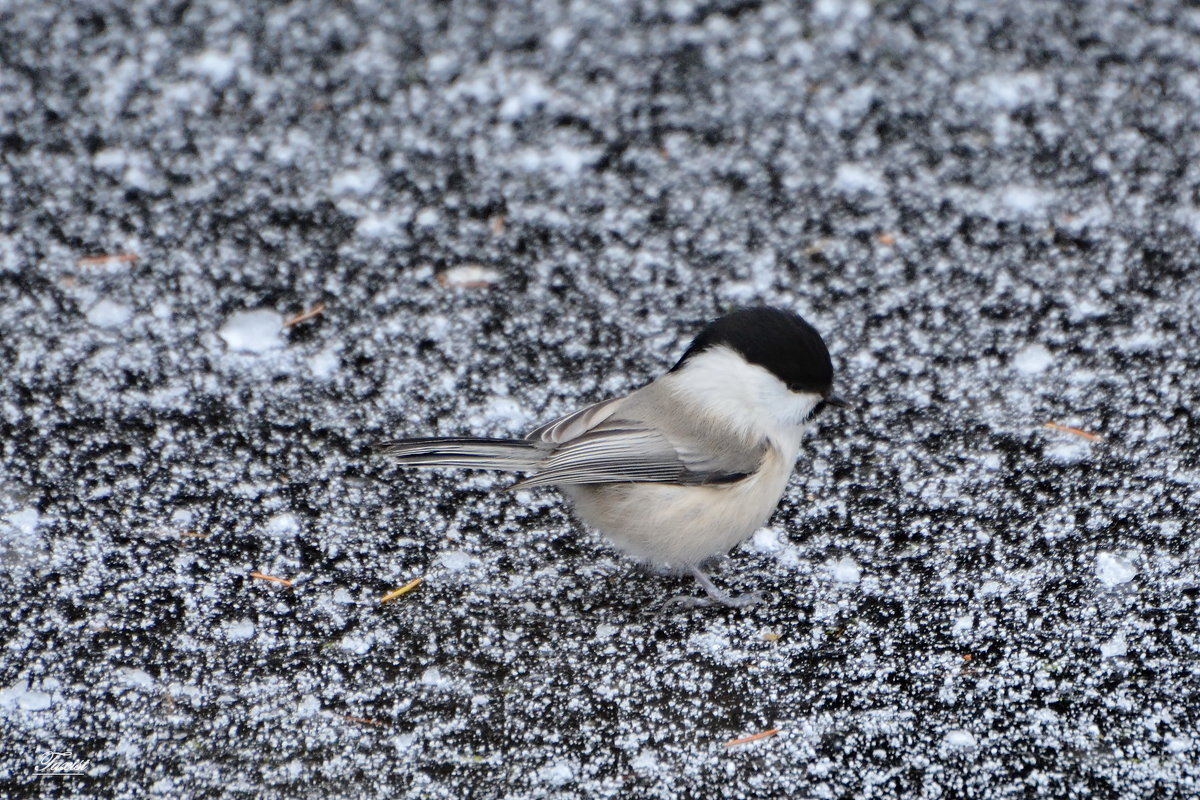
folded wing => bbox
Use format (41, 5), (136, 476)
(513, 421), (765, 489)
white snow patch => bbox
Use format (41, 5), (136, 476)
(944, 730), (977, 749)
(828, 556), (861, 584)
(186, 49), (239, 86)
(834, 162), (885, 195)
(263, 513), (300, 538)
(339, 634), (373, 655)
(630, 749), (661, 772)
(1166, 736), (1193, 754)
(1044, 439), (1091, 465)
(538, 762), (575, 786)
(956, 71), (1053, 110)
(0, 682), (53, 711)
(3, 507), (40, 538)
(1096, 552), (1136, 587)
(1099, 632), (1127, 659)
(421, 667), (448, 688)
(86, 298), (133, 328)
(499, 77), (550, 120)
(438, 264), (501, 287)
(117, 667), (156, 688)
(999, 185), (1054, 216)
(546, 27), (573, 50)
(93, 147), (128, 172)
(514, 146), (602, 176)
(355, 211), (406, 238)
(438, 550), (472, 572)
(329, 166), (380, 197)
(308, 346), (339, 379)
(219, 309), (284, 353)
(1013, 344), (1052, 374)
(224, 619), (256, 641)
(751, 527), (786, 553)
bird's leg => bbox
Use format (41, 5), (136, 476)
(662, 566), (765, 609)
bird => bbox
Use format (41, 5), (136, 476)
(378, 306), (844, 607)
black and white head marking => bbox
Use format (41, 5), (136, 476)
(671, 306), (835, 397)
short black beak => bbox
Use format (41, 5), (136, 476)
(824, 394), (851, 409)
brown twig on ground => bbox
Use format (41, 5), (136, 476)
(1044, 421), (1103, 441)
(725, 728), (781, 747)
(380, 577), (424, 603)
(284, 302), (326, 327)
(249, 571), (293, 587)
(342, 714), (386, 727)
(77, 252), (139, 267)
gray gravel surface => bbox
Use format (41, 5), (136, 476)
(2, 1), (1199, 798)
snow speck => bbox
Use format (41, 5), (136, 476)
(308, 346), (339, 379)
(828, 556), (861, 584)
(538, 762), (575, 786)
(1099, 632), (1128, 659)
(1166, 736), (1193, 754)
(630, 749), (661, 772)
(437, 264), (501, 288)
(186, 49), (239, 86)
(0, 682), (53, 711)
(499, 77), (550, 120)
(1013, 344), (1053, 375)
(339, 634), (373, 655)
(224, 619), (256, 641)
(86, 298), (133, 328)
(1096, 552), (1136, 587)
(1044, 439), (1091, 465)
(999, 185), (1054, 216)
(219, 309), (284, 353)
(438, 550), (473, 572)
(117, 667), (156, 688)
(329, 166), (380, 197)
(833, 162), (885, 195)
(3, 507), (40, 538)
(355, 211), (406, 238)
(546, 27), (573, 50)
(263, 513), (300, 538)
(944, 730), (977, 749)
(751, 527), (786, 554)
(421, 667), (447, 687)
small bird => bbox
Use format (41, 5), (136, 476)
(379, 306), (844, 607)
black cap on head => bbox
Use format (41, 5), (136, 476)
(671, 307), (834, 394)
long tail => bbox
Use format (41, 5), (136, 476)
(375, 437), (544, 472)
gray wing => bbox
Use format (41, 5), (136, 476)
(512, 420), (766, 489)
(525, 397), (625, 444)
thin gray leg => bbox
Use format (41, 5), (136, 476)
(662, 566), (765, 609)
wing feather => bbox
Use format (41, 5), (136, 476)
(511, 424), (765, 489)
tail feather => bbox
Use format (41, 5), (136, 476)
(376, 437), (544, 472)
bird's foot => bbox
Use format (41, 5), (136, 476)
(658, 567), (765, 610)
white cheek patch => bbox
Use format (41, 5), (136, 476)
(672, 346), (821, 433)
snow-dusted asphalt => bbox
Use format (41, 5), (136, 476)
(2, 1), (1198, 797)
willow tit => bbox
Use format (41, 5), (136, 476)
(379, 306), (844, 607)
